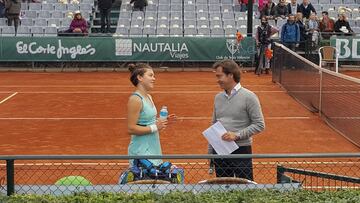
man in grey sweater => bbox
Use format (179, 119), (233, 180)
(209, 59), (265, 180)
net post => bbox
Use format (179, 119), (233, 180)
(6, 159), (15, 196)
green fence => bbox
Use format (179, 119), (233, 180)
(0, 37), (255, 62)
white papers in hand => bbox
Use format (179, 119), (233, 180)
(202, 121), (239, 155)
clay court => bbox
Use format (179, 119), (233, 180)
(0, 70), (359, 156)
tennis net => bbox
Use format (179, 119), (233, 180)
(272, 43), (360, 147)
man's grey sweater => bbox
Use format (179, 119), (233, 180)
(209, 87), (265, 153)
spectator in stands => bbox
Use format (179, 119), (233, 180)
(298, 0), (316, 19)
(281, 14), (300, 51)
(130, 0), (147, 11)
(98, 0), (114, 33)
(127, 63), (176, 166)
(69, 10), (89, 35)
(274, 0), (288, 19)
(260, 0), (276, 19)
(255, 17), (278, 75)
(4, 0), (20, 32)
(334, 13), (353, 36)
(319, 11), (335, 39)
(210, 59), (265, 180)
(305, 13), (320, 46)
(296, 12), (307, 50)
(0, 0), (5, 18)
(238, 0), (254, 12)
(287, 0), (300, 15)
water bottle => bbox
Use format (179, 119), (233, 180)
(159, 106), (168, 120)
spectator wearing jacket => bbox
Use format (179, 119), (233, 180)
(238, 0), (254, 12)
(287, 0), (300, 15)
(4, 0), (21, 32)
(69, 10), (88, 35)
(260, 0), (276, 19)
(0, 0), (5, 18)
(274, 0), (288, 19)
(130, 0), (147, 11)
(319, 11), (335, 39)
(296, 12), (307, 50)
(281, 14), (300, 51)
(298, 0), (316, 19)
(334, 13), (353, 36)
(98, 0), (114, 33)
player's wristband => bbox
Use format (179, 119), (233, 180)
(149, 124), (158, 133)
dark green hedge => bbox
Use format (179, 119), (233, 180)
(1, 189), (360, 203)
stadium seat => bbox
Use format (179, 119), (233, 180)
(61, 18), (72, 27)
(157, 27), (170, 36)
(225, 27), (237, 37)
(21, 18), (34, 26)
(184, 27), (197, 36)
(44, 26), (58, 36)
(211, 27), (225, 37)
(68, 4), (80, 11)
(16, 26), (31, 36)
(143, 27), (156, 36)
(0, 18), (7, 26)
(41, 3), (54, 11)
(171, 4), (182, 12)
(170, 27), (183, 36)
(48, 19), (61, 27)
(197, 27), (210, 36)
(210, 20), (222, 28)
(115, 27), (129, 36)
(51, 11), (64, 18)
(184, 12), (196, 20)
(197, 19), (209, 28)
(38, 10), (51, 18)
(21, 3), (28, 10)
(31, 26), (44, 36)
(158, 4), (170, 11)
(23, 10), (37, 18)
(129, 27), (143, 37)
(171, 12), (182, 20)
(1, 26), (16, 36)
(34, 18), (47, 27)
(29, 3), (41, 11)
(170, 19), (182, 28)
(119, 12), (131, 19)
(209, 0), (219, 4)
(54, 3), (67, 11)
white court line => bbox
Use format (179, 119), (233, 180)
(0, 116), (312, 120)
(0, 92), (18, 104)
(0, 91), (285, 94)
(0, 84), (273, 87)
(0, 161), (357, 167)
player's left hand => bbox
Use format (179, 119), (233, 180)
(221, 132), (238, 141)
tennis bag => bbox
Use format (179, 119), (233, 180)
(119, 159), (184, 184)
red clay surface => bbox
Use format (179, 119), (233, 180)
(341, 70), (360, 79)
(0, 71), (358, 155)
(0, 71), (359, 184)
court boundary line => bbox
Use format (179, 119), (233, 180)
(0, 161), (358, 167)
(0, 116), (313, 120)
(0, 91), (285, 94)
(0, 92), (18, 105)
(0, 84), (275, 87)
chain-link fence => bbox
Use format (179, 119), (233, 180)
(1, 154), (360, 196)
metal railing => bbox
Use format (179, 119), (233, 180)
(1, 153), (359, 196)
